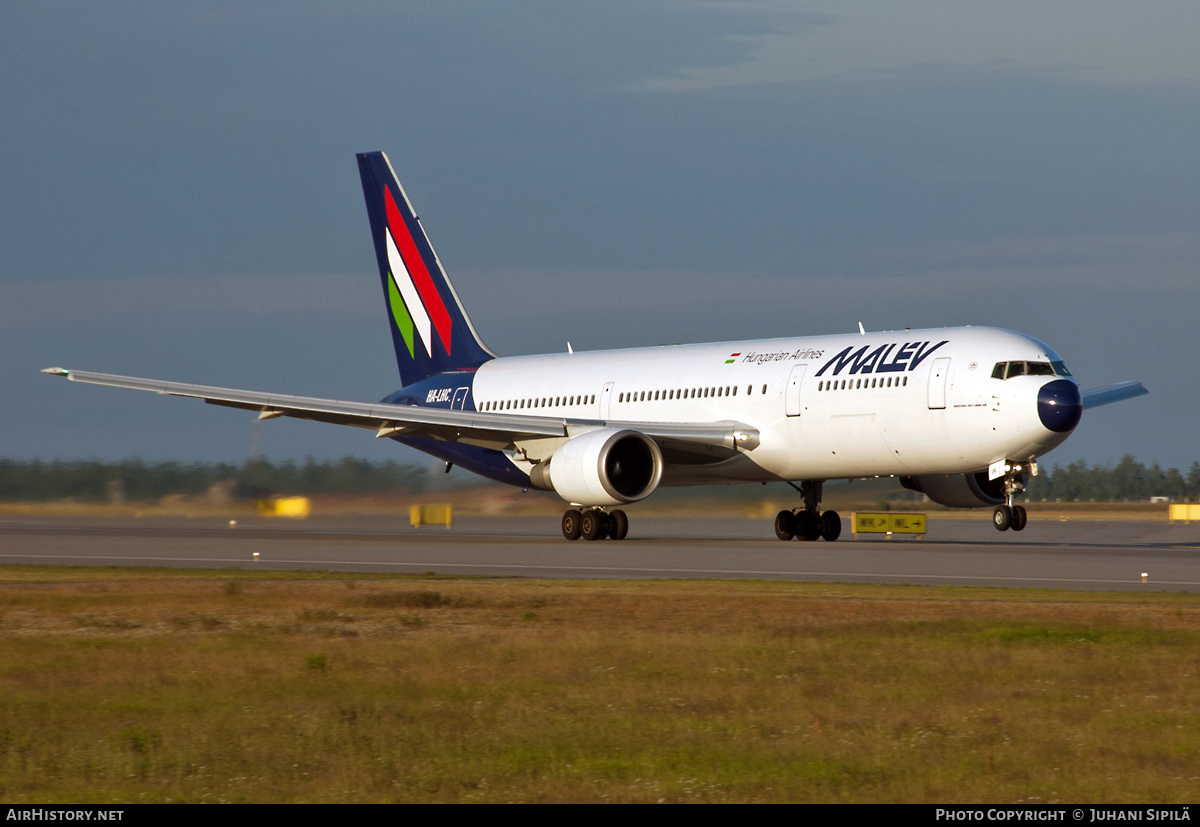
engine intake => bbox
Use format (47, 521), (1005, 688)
(529, 429), (663, 506)
(900, 472), (1005, 508)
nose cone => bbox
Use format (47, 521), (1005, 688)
(1038, 379), (1082, 433)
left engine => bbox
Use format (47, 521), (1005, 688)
(900, 472), (1006, 508)
(528, 428), (663, 506)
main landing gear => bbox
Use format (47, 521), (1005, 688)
(774, 480), (841, 542)
(562, 508), (629, 541)
(992, 504), (1027, 532)
(992, 461), (1032, 532)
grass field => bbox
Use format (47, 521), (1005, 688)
(1, 569), (1197, 803)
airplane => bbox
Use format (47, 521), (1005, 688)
(43, 151), (1149, 542)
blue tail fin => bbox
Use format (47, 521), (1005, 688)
(357, 152), (495, 385)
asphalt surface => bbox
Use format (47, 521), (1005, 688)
(1, 514), (1198, 591)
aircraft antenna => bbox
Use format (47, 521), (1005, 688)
(567, 342), (574, 354)
(858, 322), (865, 335)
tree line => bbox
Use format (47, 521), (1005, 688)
(2, 454), (1197, 504)
(0, 457), (430, 502)
(1024, 455), (1200, 503)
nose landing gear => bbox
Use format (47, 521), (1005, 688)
(992, 461), (1032, 532)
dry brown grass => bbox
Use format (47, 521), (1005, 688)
(0, 572), (1197, 803)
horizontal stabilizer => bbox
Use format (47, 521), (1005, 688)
(1081, 381), (1148, 410)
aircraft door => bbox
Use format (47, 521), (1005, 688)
(785, 365), (807, 417)
(451, 387), (469, 410)
(927, 358), (951, 409)
(600, 382), (614, 419)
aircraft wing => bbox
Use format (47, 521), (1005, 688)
(41, 368), (757, 454)
(1080, 381), (1149, 410)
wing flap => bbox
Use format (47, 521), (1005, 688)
(44, 367), (566, 442)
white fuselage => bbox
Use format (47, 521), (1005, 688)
(469, 326), (1075, 485)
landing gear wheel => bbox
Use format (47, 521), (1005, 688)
(992, 506), (1011, 532)
(1011, 505), (1027, 532)
(581, 510), (605, 541)
(609, 510), (629, 540)
(562, 509), (582, 541)
(775, 510), (796, 541)
(821, 510), (842, 542)
(794, 510), (820, 541)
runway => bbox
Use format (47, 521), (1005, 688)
(1, 514), (1198, 591)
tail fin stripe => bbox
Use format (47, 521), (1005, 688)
(384, 188), (453, 355)
(385, 266), (417, 358)
(385, 231), (433, 357)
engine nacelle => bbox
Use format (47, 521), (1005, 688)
(900, 472), (1005, 509)
(529, 428), (663, 506)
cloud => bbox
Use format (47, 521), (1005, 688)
(0, 273), (374, 328)
(840, 231), (1200, 280)
(628, 1), (1200, 93)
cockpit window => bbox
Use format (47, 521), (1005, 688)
(991, 360), (1068, 380)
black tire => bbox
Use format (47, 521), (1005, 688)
(774, 510), (796, 541)
(562, 509), (582, 540)
(1012, 505), (1028, 531)
(581, 510), (604, 541)
(795, 510), (820, 541)
(610, 509), (629, 540)
(821, 510), (842, 542)
(992, 506), (1011, 532)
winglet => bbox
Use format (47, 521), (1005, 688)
(41, 367), (69, 377)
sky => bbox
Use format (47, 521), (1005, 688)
(2, 1), (1197, 473)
